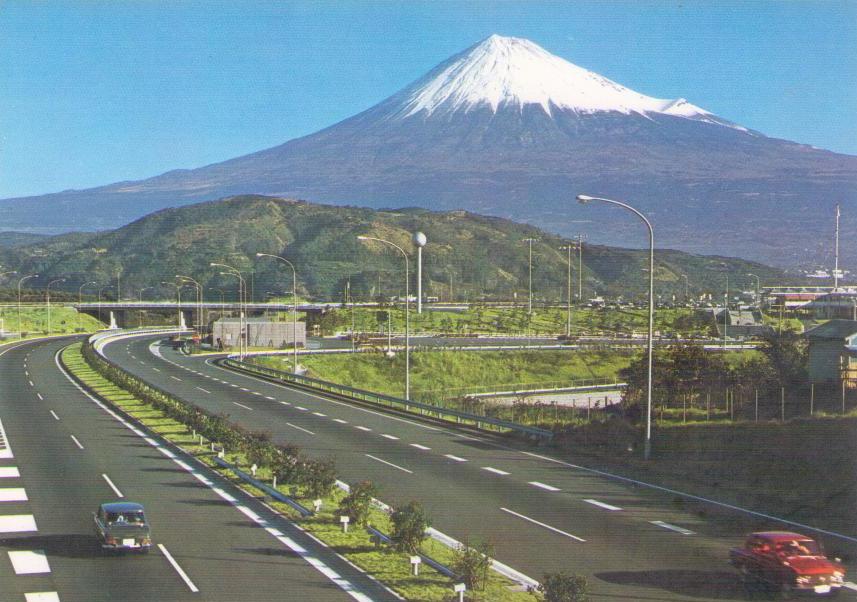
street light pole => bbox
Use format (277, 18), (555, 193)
(559, 245), (574, 337)
(176, 275), (203, 332)
(522, 238), (538, 314)
(358, 236), (410, 399)
(211, 263), (245, 359)
(46, 278), (66, 336)
(746, 273), (760, 307)
(160, 281), (182, 329)
(577, 194), (655, 460)
(17, 274), (39, 338)
(256, 253), (300, 374)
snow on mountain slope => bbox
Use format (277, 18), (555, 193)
(387, 34), (737, 128)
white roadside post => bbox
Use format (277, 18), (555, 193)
(313, 499), (322, 513)
(340, 515), (350, 533)
(454, 583), (466, 602)
(410, 555), (421, 576)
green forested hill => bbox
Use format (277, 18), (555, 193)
(0, 195), (788, 302)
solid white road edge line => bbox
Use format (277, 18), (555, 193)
(157, 544), (200, 593)
(365, 454), (413, 474)
(500, 508), (586, 542)
(55, 346), (378, 602)
(102, 474), (124, 497)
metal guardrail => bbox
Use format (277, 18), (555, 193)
(223, 357), (554, 441)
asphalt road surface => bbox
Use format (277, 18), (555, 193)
(0, 337), (398, 602)
(106, 334), (857, 602)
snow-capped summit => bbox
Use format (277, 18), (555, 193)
(387, 34), (724, 126)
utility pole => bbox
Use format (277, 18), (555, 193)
(577, 235), (584, 301)
(560, 244), (574, 337)
(522, 238), (538, 314)
(833, 203), (841, 291)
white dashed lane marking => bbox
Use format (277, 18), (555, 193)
(102, 473), (124, 497)
(25, 592), (60, 602)
(444, 454), (467, 462)
(380, 434), (399, 441)
(158, 543), (199, 593)
(501, 508), (586, 542)
(0, 467), (20, 478)
(650, 521), (695, 535)
(355, 426), (371, 432)
(286, 422), (315, 436)
(8, 550), (51, 574)
(333, 418), (348, 424)
(70, 435), (85, 450)
(365, 454), (413, 474)
(482, 467), (510, 476)
(232, 402), (253, 411)
(195, 387), (211, 394)
(312, 412), (326, 417)
(0, 514), (38, 533)
(584, 499), (622, 511)
(529, 481), (561, 492)
(410, 444), (431, 451)
(36, 393), (43, 401)
(0, 488), (28, 501)
(49, 410), (60, 421)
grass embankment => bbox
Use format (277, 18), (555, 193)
(62, 342), (536, 602)
(315, 306), (714, 337)
(256, 349), (634, 427)
(0, 305), (103, 336)
(558, 417), (857, 550)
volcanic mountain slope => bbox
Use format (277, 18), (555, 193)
(2, 35), (855, 268)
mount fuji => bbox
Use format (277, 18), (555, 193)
(2, 34), (855, 267)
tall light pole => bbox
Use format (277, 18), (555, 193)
(46, 278), (66, 335)
(177, 275), (203, 331)
(723, 274), (729, 348)
(211, 263), (246, 359)
(577, 234), (585, 301)
(78, 280), (97, 332)
(577, 194), (655, 460)
(413, 232), (427, 314)
(559, 244), (574, 337)
(160, 281), (182, 329)
(746, 273), (760, 307)
(17, 274), (39, 338)
(256, 253), (299, 374)
(522, 238), (539, 314)
(358, 235), (410, 399)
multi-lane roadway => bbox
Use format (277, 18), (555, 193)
(104, 333), (857, 601)
(0, 337), (399, 602)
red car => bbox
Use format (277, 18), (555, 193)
(730, 531), (845, 596)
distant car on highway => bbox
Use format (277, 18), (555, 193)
(93, 502), (152, 553)
(730, 531), (845, 596)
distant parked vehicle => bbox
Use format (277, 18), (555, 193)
(730, 531), (845, 596)
(93, 502), (152, 553)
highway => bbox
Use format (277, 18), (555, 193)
(106, 333), (857, 601)
(0, 338), (398, 602)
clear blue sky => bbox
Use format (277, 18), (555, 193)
(1, 0), (855, 199)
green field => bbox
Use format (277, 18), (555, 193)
(0, 305), (104, 337)
(313, 305), (715, 337)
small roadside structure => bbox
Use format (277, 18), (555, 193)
(212, 317), (306, 350)
(711, 308), (773, 339)
(805, 319), (857, 387)
(805, 290), (857, 320)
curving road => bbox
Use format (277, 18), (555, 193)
(104, 334), (857, 602)
(0, 337), (397, 602)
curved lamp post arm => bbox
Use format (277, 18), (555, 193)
(256, 253), (300, 373)
(577, 194), (654, 460)
(358, 236), (410, 399)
